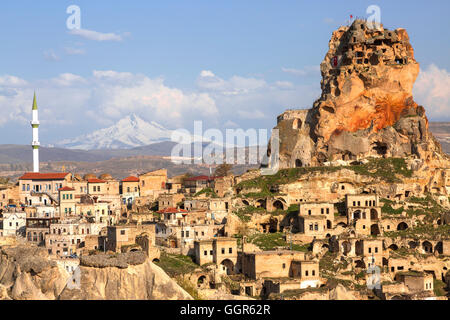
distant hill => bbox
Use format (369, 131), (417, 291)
(0, 122), (446, 179)
(428, 122), (450, 154)
(0, 142), (177, 164)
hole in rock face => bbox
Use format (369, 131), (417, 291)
(323, 106), (335, 113)
(295, 159), (303, 168)
(373, 142), (388, 156)
(293, 119), (302, 130)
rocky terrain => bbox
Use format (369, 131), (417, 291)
(0, 245), (192, 300)
(272, 20), (448, 169)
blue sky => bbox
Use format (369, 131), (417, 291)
(0, 0), (449, 145)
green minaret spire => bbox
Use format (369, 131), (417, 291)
(32, 92), (38, 110)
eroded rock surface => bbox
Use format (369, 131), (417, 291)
(272, 20), (447, 168)
(0, 245), (192, 300)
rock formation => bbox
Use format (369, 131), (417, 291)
(0, 246), (192, 300)
(272, 20), (448, 169)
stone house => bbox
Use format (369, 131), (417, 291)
(19, 172), (72, 206)
(0, 185), (19, 208)
(0, 210), (26, 237)
(45, 220), (106, 258)
(299, 202), (335, 228)
(158, 193), (185, 211)
(121, 176), (140, 207)
(26, 206), (59, 245)
(395, 271), (434, 293)
(139, 169), (167, 198)
(297, 216), (328, 241)
(239, 250), (306, 280)
(290, 260), (320, 288)
(346, 194), (382, 236)
(194, 237), (237, 274)
(59, 187), (77, 218)
(105, 224), (156, 253)
(214, 175), (234, 197)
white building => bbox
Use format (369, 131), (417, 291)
(1, 211), (26, 237)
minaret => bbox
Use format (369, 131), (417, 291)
(31, 92), (40, 173)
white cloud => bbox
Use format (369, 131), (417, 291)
(0, 75), (27, 87)
(237, 110), (266, 119)
(200, 70), (215, 77)
(43, 50), (60, 61)
(198, 71), (266, 95)
(69, 29), (124, 42)
(0, 69), (321, 142)
(50, 73), (87, 87)
(274, 81), (294, 89)
(196, 70), (320, 129)
(282, 66), (320, 76)
(0, 71), (218, 129)
(224, 120), (239, 128)
(64, 47), (86, 55)
(414, 64), (450, 121)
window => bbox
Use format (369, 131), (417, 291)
(321, 208), (324, 214)
(181, 231), (184, 237)
(369, 248), (372, 253)
(326, 208), (330, 214)
(120, 230), (126, 235)
(204, 250), (207, 256)
(221, 248), (225, 254)
(308, 210), (312, 215)
(314, 224), (318, 231)
(305, 270), (309, 276)
(229, 248), (232, 254)
(309, 224), (313, 231)
(375, 247), (378, 253)
(282, 263), (286, 269)
(186, 231), (189, 237)
(312, 270), (315, 276)
(210, 250), (213, 255)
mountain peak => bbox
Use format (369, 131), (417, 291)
(57, 115), (173, 150)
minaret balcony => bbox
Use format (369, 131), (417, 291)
(32, 141), (41, 147)
(31, 120), (40, 126)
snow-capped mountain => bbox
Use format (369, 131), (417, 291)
(57, 114), (174, 150)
